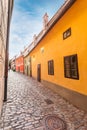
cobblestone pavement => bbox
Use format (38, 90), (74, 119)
(0, 71), (87, 130)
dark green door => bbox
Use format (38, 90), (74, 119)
(37, 64), (41, 82)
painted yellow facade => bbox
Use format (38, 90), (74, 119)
(27, 0), (87, 95)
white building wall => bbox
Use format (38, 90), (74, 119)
(0, 0), (13, 116)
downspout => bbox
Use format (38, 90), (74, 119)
(4, 0), (10, 101)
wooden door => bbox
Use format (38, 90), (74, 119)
(37, 64), (41, 82)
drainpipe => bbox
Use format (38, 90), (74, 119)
(4, 0), (10, 102)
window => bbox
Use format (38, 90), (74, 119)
(63, 28), (71, 40)
(48, 60), (54, 75)
(40, 47), (44, 53)
(64, 54), (79, 79)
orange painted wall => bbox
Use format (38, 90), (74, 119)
(15, 56), (24, 73)
(28, 0), (87, 96)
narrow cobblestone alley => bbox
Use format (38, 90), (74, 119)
(0, 71), (87, 130)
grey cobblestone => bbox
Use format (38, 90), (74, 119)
(0, 71), (87, 130)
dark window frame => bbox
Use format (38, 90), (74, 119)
(64, 54), (79, 80)
(63, 27), (71, 40)
(48, 60), (54, 75)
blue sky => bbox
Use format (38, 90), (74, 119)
(9, 0), (65, 59)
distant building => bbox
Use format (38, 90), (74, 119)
(15, 52), (24, 73)
(0, 0), (13, 115)
(10, 56), (16, 71)
(23, 0), (87, 111)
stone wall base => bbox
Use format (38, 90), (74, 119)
(41, 80), (87, 112)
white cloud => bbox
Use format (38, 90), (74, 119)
(9, 6), (43, 59)
(9, 0), (65, 59)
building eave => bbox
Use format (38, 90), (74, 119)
(26, 0), (76, 56)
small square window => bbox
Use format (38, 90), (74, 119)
(48, 60), (54, 75)
(63, 28), (71, 40)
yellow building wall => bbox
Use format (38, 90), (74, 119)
(29, 0), (87, 96)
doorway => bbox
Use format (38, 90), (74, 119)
(18, 67), (20, 72)
(37, 64), (41, 82)
(27, 65), (28, 76)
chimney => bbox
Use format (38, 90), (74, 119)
(20, 51), (23, 55)
(33, 34), (37, 45)
(43, 13), (49, 30)
(24, 46), (26, 49)
(33, 34), (37, 41)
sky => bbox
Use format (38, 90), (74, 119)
(9, 0), (65, 59)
